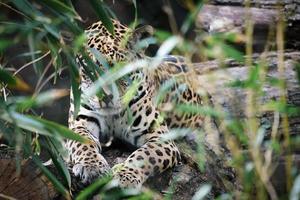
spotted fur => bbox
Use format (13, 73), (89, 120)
(65, 19), (205, 188)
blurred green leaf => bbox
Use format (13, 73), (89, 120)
(11, 0), (38, 19)
(32, 135), (41, 155)
(101, 186), (150, 200)
(224, 32), (244, 43)
(226, 120), (248, 145)
(134, 37), (157, 51)
(221, 43), (244, 63)
(160, 128), (191, 141)
(175, 104), (226, 118)
(40, 0), (77, 16)
(0, 111), (87, 143)
(27, 30), (42, 74)
(13, 50), (43, 59)
(263, 100), (300, 115)
(76, 175), (113, 200)
(73, 33), (87, 52)
(192, 184), (212, 200)
(203, 33), (245, 62)
(10, 89), (69, 111)
(295, 63), (300, 86)
(43, 24), (60, 39)
(46, 139), (71, 188)
(66, 53), (81, 116)
(47, 37), (60, 83)
(0, 68), (16, 86)
(268, 140), (281, 153)
(215, 193), (233, 200)
(80, 50), (105, 81)
(0, 39), (12, 51)
(154, 29), (172, 42)
(86, 59), (148, 98)
(266, 77), (282, 86)
(88, 0), (114, 35)
(254, 127), (265, 148)
(227, 79), (247, 88)
(126, 106), (134, 127)
(0, 68), (32, 92)
(228, 65), (260, 89)
(132, 0), (138, 24)
(154, 78), (176, 106)
(127, 192), (153, 200)
(290, 175), (300, 200)
(181, 1), (203, 34)
(122, 80), (140, 106)
(156, 36), (182, 57)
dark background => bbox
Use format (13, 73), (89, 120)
(3, 0), (195, 125)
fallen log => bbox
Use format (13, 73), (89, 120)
(196, 4), (300, 50)
(0, 149), (56, 200)
(195, 51), (300, 139)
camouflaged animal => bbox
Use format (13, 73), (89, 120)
(65, 19), (205, 188)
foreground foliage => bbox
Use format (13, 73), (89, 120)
(0, 0), (299, 199)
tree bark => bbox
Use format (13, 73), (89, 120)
(0, 51), (299, 199)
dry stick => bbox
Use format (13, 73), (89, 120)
(244, 2), (259, 197)
(34, 58), (54, 93)
(13, 51), (50, 76)
(0, 2), (31, 20)
(258, 49), (279, 197)
(0, 193), (17, 200)
(35, 67), (67, 94)
(260, 112), (280, 200)
(276, 5), (292, 193)
(259, 51), (278, 179)
(2, 86), (7, 102)
(264, 112), (280, 175)
(163, 0), (179, 35)
(35, 48), (62, 91)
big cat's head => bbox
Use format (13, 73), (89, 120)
(85, 19), (153, 65)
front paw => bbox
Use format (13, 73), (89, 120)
(112, 163), (143, 189)
(72, 154), (110, 184)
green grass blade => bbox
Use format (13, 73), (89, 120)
(0, 68), (16, 86)
(39, 0), (77, 16)
(88, 0), (114, 35)
(46, 139), (71, 188)
(31, 154), (71, 199)
(66, 53), (81, 116)
(180, 1), (203, 34)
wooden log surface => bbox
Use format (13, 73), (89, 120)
(0, 149), (56, 200)
(196, 3), (300, 50)
(197, 4), (278, 32)
(195, 51), (300, 139)
(209, 0), (300, 20)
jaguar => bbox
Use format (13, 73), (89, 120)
(65, 19), (209, 188)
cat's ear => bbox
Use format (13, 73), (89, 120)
(130, 25), (154, 52)
(132, 24), (154, 40)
